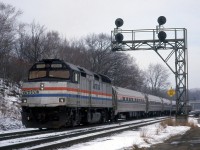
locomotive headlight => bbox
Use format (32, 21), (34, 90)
(22, 99), (27, 103)
(27, 116), (30, 121)
(40, 83), (44, 90)
(59, 98), (65, 103)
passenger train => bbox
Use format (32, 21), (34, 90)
(21, 59), (176, 128)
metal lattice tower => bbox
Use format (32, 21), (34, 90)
(111, 17), (188, 116)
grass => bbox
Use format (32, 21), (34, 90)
(155, 124), (165, 135)
(129, 117), (198, 150)
(139, 127), (152, 145)
(140, 127), (149, 138)
(160, 118), (175, 127)
(160, 118), (198, 128)
(127, 145), (146, 150)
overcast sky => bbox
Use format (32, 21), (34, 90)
(3, 0), (200, 89)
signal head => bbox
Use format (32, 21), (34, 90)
(115, 33), (124, 43)
(158, 31), (167, 42)
(157, 16), (166, 25)
(115, 18), (124, 28)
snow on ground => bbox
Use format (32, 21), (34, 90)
(0, 116), (199, 150)
(0, 79), (23, 131)
(0, 118), (162, 147)
(0, 95), (23, 131)
(59, 117), (199, 150)
(0, 117), (23, 131)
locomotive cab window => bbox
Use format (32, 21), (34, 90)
(36, 64), (46, 69)
(28, 61), (70, 81)
(51, 64), (62, 68)
(29, 71), (46, 79)
(49, 70), (70, 79)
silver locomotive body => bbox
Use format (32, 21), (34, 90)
(21, 59), (113, 128)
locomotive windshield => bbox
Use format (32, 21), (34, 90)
(28, 62), (70, 81)
(29, 71), (47, 79)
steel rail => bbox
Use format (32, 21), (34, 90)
(0, 117), (168, 150)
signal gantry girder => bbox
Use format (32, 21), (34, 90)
(111, 17), (188, 116)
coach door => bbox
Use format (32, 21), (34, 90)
(160, 98), (164, 112)
(145, 94), (149, 113)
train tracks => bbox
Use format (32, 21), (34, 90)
(0, 117), (168, 150)
(0, 129), (56, 141)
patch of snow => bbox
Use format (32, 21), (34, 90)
(0, 118), (23, 131)
(60, 118), (197, 150)
(0, 78), (23, 131)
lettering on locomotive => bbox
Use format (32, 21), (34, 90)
(22, 90), (39, 95)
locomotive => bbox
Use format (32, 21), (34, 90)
(21, 59), (175, 128)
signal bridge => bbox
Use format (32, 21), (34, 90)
(111, 16), (188, 117)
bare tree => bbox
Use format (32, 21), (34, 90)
(189, 89), (200, 101)
(43, 31), (61, 59)
(17, 21), (47, 63)
(0, 2), (21, 79)
(12, 21), (47, 81)
(145, 63), (170, 95)
(108, 52), (144, 90)
(58, 38), (87, 65)
(83, 33), (144, 89)
(83, 33), (112, 73)
(14, 23), (29, 60)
